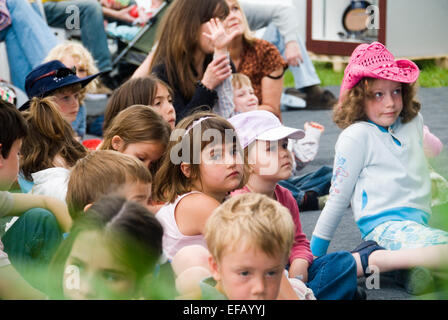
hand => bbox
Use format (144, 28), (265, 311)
(115, 6), (138, 23)
(203, 18), (240, 54)
(201, 54), (232, 90)
(285, 41), (303, 67)
(288, 259), (309, 283)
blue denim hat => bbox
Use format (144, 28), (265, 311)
(19, 60), (100, 111)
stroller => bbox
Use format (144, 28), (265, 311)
(107, 0), (172, 86)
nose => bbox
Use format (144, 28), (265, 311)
(251, 277), (266, 298)
(384, 92), (395, 108)
(78, 274), (97, 300)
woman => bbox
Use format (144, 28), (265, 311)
(224, 0), (287, 120)
(150, 0), (236, 122)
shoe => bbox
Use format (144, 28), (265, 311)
(353, 285), (367, 300)
(302, 85), (338, 110)
(317, 195), (329, 210)
(299, 191), (319, 211)
(351, 240), (385, 277)
(285, 87), (307, 100)
(394, 267), (435, 295)
(281, 92), (306, 109)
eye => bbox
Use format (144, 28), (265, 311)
(374, 92), (383, 99)
(267, 270), (280, 277)
(102, 271), (123, 283)
(282, 142), (288, 149)
(153, 99), (162, 107)
(239, 270), (249, 277)
(393, 88), (402, 95)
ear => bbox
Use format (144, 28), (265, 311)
(180, 162), (191, 178)
(83, 203), (93, 212)
(208, 254), (221, 282)
(111, 135), (124, 152)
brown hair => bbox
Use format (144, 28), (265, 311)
(334, 78), (421, 129)
(153, 111), (248, 203)
(66, 150), (152, 220)
(0, 99), (28, 159)
(103, 75), (172, 132)
(150, 0), (229, 100)
(20, 97), (87, 180)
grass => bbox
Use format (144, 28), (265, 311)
(284, 59), (448, 88)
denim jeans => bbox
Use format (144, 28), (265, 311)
(262, 23), (321, 89)
(278, 165), (332, 205)
(71, 103), (86, 139)
(0, 0), (59, 91)
(2, 208), (63, 293)
(307, 251), (358, 300)
(43, 0), (112, 72)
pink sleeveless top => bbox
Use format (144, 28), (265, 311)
(156, 191), (208, 260)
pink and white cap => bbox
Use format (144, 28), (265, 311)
(228, 110), (305, 149)
(339, 42), (420, 101)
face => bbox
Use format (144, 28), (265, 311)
(52, 88), (80, 123)
(233, 85), (258, 113)
(193, 142), (243, 200)
(61, 56), (88, 79)
(0, 139), (22, 191)
(210, 244), (285, 300)
(364, 79), (403, 128)
(248, 139), (293, 180)
(152, 84), (176, 129)
(63, 231), (138, 300)
(224, 0), (245, 37)
(119, 181), (152, 206)
(114, 137), (166, 170)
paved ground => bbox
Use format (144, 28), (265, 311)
(281, 86), (448, 300)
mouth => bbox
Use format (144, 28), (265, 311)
(227, 171), (241, 178)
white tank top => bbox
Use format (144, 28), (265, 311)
(156, 191), (208, 260)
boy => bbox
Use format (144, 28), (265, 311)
(203, 193), (296, 300)
(66, 150), (152, 220)
(19, 60), (99, 137)
(231, 73), (259, 114)
(0, 99), (72, 299)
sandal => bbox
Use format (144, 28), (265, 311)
(351, 240), (385, 277)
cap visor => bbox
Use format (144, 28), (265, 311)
(257, 126), (305, 142)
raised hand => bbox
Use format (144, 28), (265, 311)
(203, 18), (240, 55)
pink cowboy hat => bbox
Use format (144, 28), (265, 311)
(339, 42), (420, 101)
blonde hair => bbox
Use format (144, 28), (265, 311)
(153, 111), (248, 203)
(231, 73), (253, 90)
(45, 41), (99, 103)
(204, 193), (295, 262)
(20, 97), (87, 180)
(334, 78), (421, 129)
(66, 150), (152, 220)
(227, 0), (256, 46)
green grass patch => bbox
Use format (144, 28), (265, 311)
(284, 59), (448, 88)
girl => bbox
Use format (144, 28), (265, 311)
(47, 196), (166, 300)
(224, 0), (287, 119)
(149, 0), (238, 122)
(229, 110), (360, 300)
(45, 41), (100, 140)
(153, 111), (246, 260)
(20, 96), (87, 201)
(99, 104), (171, 173)
(103, 75), (176, 131)
(311, 42), (448, 295)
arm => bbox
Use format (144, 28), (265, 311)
(423, 125), (443, 158)
(259, 68), (283, 120)
(0, 264), (45, 299)
(310, 133), (366, 257)
(132, 51), (154, 79)
(7, 194), (72, 233)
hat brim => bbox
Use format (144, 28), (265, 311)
(19, 72), (101, 111)
(257, 126), (305, 142)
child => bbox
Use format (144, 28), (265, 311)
(229, 110), (359, 300)
(44, 41), (100, 140)
(231, 73), (258, 114)
(0, 99), (72, 299)
(311, 42), (448, 295)
(19, 97), (87, 201)
(103, 75), (176, 132)
(48, 196), (165, 300)
(99, 104), (171, 171)
(66, 150), (152, 220)
(203, 193), (296, 300)
(153, 111), (246, 260)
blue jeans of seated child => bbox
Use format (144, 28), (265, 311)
(279, 165), (332, 206)
(43, 0), (112, 72)
(0, 0), (59, 91)
(262, 23), (320, 89)
(2, 208), (63, 293)
(307, 251), (358, 300)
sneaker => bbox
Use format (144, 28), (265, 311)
(394, 267), (435, 295)
(281, 92), (306, 109)
(285, 87), (307, 100)
(318, 195), (329, 210)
